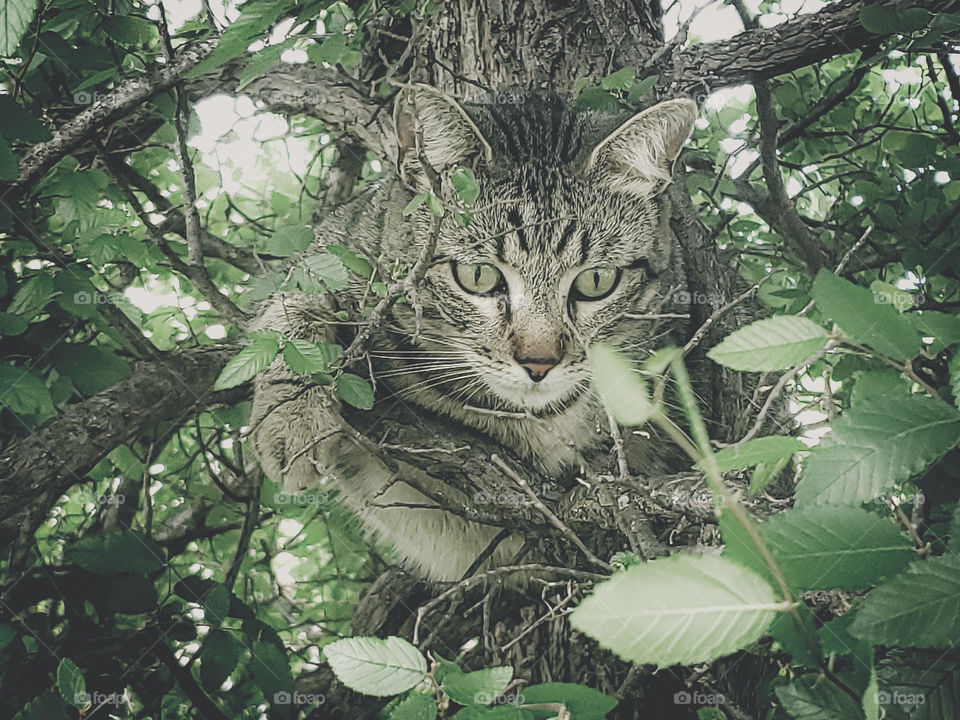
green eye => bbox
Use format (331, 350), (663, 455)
(452, 262), (504, 295)
(572, 267), (620, 300)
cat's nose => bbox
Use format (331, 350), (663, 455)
(515, 356), (560, 382)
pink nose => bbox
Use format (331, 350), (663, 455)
(515, 357), (560, 382)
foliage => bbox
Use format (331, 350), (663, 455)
(0, 0), (958, 718)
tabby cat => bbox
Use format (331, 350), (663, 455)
(250, 86), (697, 581)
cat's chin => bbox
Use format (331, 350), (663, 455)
(483, 376), (587, 415)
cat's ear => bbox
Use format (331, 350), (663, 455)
(586, 98), (698, 197)
(394, 84), (492, 185)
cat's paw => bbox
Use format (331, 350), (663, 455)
(249, 383), (343, 493)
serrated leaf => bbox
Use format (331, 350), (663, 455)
(0, 140), (17, 180)
(0, 0), (39, 56)
(570, 554), (781, 667)
(0, 96), (50, 141)
(450, 166), (480, 206)
(336, 373), (374, 410)
(696, 436), (805, 472)
(188, 0), (291, 77)
(404, 193), (428, 216)
(775, 673), (866, 720)
(8, 272), (53, 319)
(389, 693), (437, 720)
(213, 332), (281, 390)
(304, 252), (350, 291)
(859, 4), (900, 34)
(601, 67), (635, 91)
(442, 666), (512, 706)
(203, 584), (230, 624)
(65, 529), (164, 575)
(849, 554), (960, 647)
(57, 658), (85, 707)
(722, 507), (915, 591)
(0, 363), (53, 416)
(266, 225), (313, 256)
(323, 636), (426, 697)
(795, 395), (960, 507)
(250, 639), (293, 701)
(200, 629), (241, 690)
(519, 683), (618, 720)
(283, 339), (342, 374)
(706, 316), (828, 371)
(812, 270), (922, 362)
(327, 245), (374, 279)
(769, 603), (821, 668)
(590, 343), (657, 425)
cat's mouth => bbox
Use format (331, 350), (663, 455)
(481, 368), (589, 416)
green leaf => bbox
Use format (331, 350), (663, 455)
(323, 636), (427, 697)
(89, 573), (157, 615)
(200, 629), (241, 690)
(426, 192), (444, 216)
(8, 272), (54, 319)
(569, 554), (781, 667)
(898, 7), (931, 31)
(403, 193), (428, 216)
(283, 339), (341, 374)
(0, 140), (17, 180)
(577, 87), (621, 112)
(601, 67), (636, 91)
(237, 39), (295, 90)
(775, 673), (866, 720)
(250, 639), (293, 702)
(312, 33), (349, 65)
(795, 395), (960, 507)
(266, 225), (313, 256)
(442, 666), (512, 706)
(450, 166), (480, 206)
(909, 311), (960, 355)
(327, 245), (374, 279)
(304, 252), (350, 291)
(696, 436), (805, 472)
(769, 603), (821, 668)
(0, 363), (53, 416)
(336, 373), (375, 410)
(57, 658), (86, 707)
(750, 455), (791, 494)
(849, 553), (960, 647)
(12, 692), (69, 720)
(519, 683), (618, 720)
(859, 4), (899, 34)
(0, 96), (50, 141)
(64, 529), (164, 575)
(706, 316), (828, 371)
(0, 0), (39, 56)
(0, 311), (27, 335)
(389, 693), (437, 720)
(188, 0), (292, 77)
(817, 613), (859, 657)
(203, 584), (231, 624)
(589, 343), (657, 425)
(51, 345), (131, 396)
(811, 270), (922, 362)
(722, 506), (915, 591)
(213, 331), (281, 390)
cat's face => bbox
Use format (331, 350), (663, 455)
(381, 89), (696, 416)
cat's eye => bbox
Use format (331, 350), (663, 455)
(571, 266), (620, 300)
(452, 262), (504, 295)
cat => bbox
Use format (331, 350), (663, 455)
(249, 86), (697, 582)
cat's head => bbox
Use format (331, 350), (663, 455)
(380, 86), (696, 416)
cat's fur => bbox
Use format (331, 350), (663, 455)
(250, 87), (697, 581)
